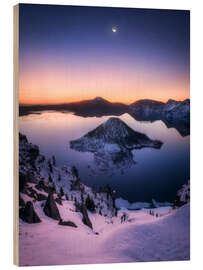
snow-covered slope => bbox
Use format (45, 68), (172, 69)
(19, 204), (190, 265)
(101, 203), (190, 263)
(19, 133), (117, 220)
(19, 133), (190, 266)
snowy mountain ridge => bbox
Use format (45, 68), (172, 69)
(130, 98), (190, 123)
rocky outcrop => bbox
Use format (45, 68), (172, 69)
(174, 181), (190, 208)
(58, 219), (77, 228)
(81, 204), (93, 229)
(19, 132), (118, 228)
(43, 192), (61, 220)
(19, 201), (41, 223)
(74, 201), (93, 229)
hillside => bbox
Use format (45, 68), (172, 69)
(19, 133), (189, 266)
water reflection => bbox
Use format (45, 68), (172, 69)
(19, 111), (190, 202)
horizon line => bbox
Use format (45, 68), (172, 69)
(19, 96), (190, 106)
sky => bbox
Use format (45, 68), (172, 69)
(19, 4), (190, 105)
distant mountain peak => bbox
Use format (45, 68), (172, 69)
(130, 99), (165, 107)
(93, 97), (108, 102)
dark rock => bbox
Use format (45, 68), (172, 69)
(58, 219), (77, 228)
(55, 197), (62, 205)
(74, 200), (81, 212)
(19, 195), (25, 207)
(80, 204), (93, 229)
(85, 195), (95, 212)
(43, 192), (61, 220)
(37, 193), (47, 201)
(19, 173), (27, 192)
(35, 180), (50, 193)
(19, 201), (41, 223)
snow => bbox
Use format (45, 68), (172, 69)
(19, 203), (190, 266)
(116, 197), (151, 210)
(18, 133), (190, 266)
(116, 197), (173, 210)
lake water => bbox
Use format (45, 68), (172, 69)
(19, 111), (190, 203)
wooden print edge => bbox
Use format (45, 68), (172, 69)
(13, 4), (19, 266)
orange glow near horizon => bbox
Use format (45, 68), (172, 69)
(19, 68), (189, 104)
(19, 63), (190, 105)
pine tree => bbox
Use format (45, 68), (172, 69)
(60, 186), (64, 197)
(71, 166), (79, 178)
(48, 159), (53, 173)
(48, 174), (53, 183)
(52, 155), (56, 166)
(52, 183), (56, 193)
(85, 195), (95, 212)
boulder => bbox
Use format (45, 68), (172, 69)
(43, 192), (61, 220)
(58, 219), (77, 228)
(19, 201), (41, 223)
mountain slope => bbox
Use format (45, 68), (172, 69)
(130, 98), (190, 123)
(19, 133), (117, 220)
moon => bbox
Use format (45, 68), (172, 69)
(112, 27), (117, 33)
